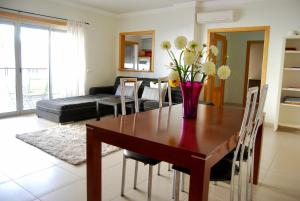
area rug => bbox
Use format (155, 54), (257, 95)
(16, 123), (120, 165)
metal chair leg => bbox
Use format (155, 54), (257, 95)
(148, 166), (153, 201)
(181, 173), (185, 192)
(121, 156), (127, 196)
(174, 170), (180, 201)
(134, 161), (138, 189)
(157, 163), (161, 175)
(172, 170), (176, 199)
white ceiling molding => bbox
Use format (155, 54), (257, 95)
(47, 0), (118, 18)
(119, 1), (197, 18)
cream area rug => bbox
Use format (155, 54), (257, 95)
(16, 123), (120, 165)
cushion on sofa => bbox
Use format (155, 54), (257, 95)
(36, 94), (114, 114)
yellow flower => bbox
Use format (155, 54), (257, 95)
(174, 36), (187, 50)
(217, 65), (231, 80)
(169, 79), (180, 87)
(168, 70), (180, 87)
(161, 40), (171, 50)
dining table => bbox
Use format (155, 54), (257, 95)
(85, 104), (264, 201)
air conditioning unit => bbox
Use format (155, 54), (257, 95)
(197, 10), (235, 24)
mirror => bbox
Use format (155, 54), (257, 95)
(119, 30), (155, 72)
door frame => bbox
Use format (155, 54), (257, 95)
(207, 33), (228, 106)
(243, 40), (264, 106)
(205, 26), (270, 104)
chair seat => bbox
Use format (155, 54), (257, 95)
(123, 150), (160, 166)
(172, 159), (238, 181)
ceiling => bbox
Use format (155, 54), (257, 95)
(60, 0), (197, 14)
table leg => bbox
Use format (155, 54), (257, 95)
(188, 157), (210, 201)
(253, 122), (264, 185)
(96, 102), (100, 121)
(114, 105), (118, 117)
(87, 127), (102, 201)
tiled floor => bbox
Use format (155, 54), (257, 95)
(0, 114), (300, 201)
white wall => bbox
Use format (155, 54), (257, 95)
(224, 31), (264, 105)
(116, 2), (197, 78)
(0, 0), (118, 93)
(197, 0), (300, 124)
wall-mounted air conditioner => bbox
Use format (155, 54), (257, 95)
(197, 10), (235, 24)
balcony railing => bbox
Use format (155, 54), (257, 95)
(0, 67), (49, 112)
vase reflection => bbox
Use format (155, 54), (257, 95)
(179, 118), (198, 150)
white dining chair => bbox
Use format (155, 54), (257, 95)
(245, 84), (268, 201)
(120, 78), (161, 201)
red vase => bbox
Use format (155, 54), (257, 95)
(180, 81), (203, 119)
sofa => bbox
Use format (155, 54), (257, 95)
(36, 76), (182, 123)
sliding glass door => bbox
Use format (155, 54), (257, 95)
(0, 20), (67, 117)
(0, 23), (17, 114)
(20, 26), (49, 110)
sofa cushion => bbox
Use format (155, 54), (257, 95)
(36, 94), (114, 115)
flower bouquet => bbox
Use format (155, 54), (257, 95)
(161, 36), (231, 119)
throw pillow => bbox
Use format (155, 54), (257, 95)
(141, 86), (160, 101)
(150, 81), (168, 101)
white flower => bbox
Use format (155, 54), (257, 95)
(188, 40), (199, 50)
(161, 40), (171, 50)
(168, 70), (179, 80)
(217, 65), (231, 80)
(210, 45), (219, 56)
(174, 36), (187, 50)
(183, 51), (195, 65)
(202, 61), (216, 76)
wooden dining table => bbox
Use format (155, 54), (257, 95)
(86, 104), (264, 201)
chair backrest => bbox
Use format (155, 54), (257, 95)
(250, 85), (268, 141)
(230, 86), (259, 201)
(158, 76), (172, 108)
(120, 78), (139, 116)
(246, 85), (268, 200)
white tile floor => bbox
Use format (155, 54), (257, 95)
(0, 114), (300, 201)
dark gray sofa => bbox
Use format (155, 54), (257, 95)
(36, 76), (182, 123)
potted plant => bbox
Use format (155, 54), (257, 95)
(161, 36), (231, 119)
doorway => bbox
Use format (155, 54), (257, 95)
(204, 26), (270, 107)
(243, 40), (264, 106)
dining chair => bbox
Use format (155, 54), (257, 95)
(171, 86), (260, 201)
(157, 76), (173, 173)
(120, 78), (161, 201)
(245, 84), (268, 201)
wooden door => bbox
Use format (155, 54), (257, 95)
(204, 33), (227, 106)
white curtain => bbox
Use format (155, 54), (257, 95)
(51, 20), (86, 98)
(64, 20), (86, 97)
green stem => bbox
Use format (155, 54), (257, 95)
(179, 50), (184, 66)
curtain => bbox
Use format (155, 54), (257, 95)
(51, 20), (86, 98)
(65, 20), (86, 97)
